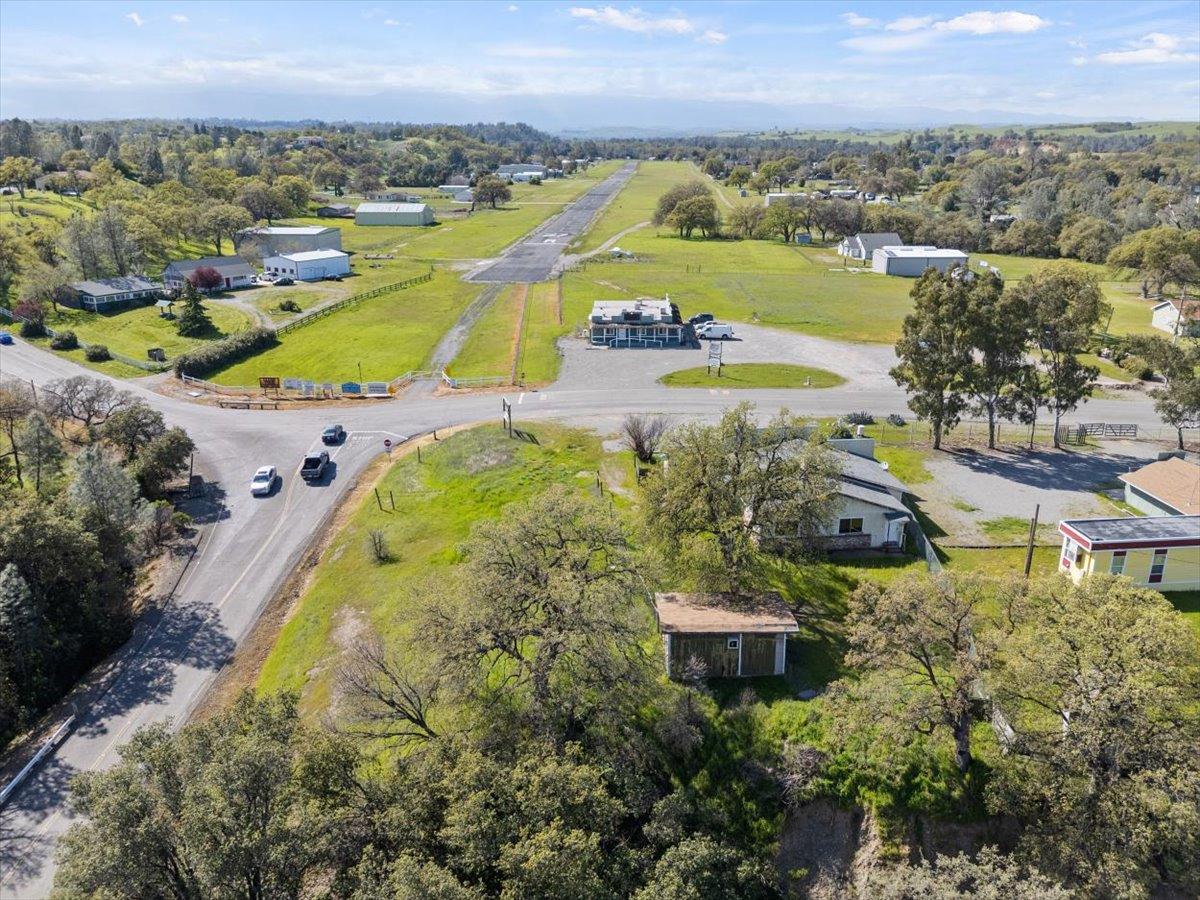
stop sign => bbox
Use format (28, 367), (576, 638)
(384, 439), (392, 449)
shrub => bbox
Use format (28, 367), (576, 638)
(277, 299), (301, 313)
(367, 529), (391, 564)
(1119, 355), (1153, 380)
(50, 330), (79, 350)
(172, 327), (278, 378)
(845, 411), (875, 425)
(886, 413), (906, 427)
(85, 344), (111, 362)
(19, 319), (46, 338)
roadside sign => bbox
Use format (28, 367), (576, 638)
(384, 439), (393, 452)
(259, 376), (281, 389)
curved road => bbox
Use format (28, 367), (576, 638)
(0, 181), (1175, 896)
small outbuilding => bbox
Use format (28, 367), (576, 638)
(1118, 457), (1200, 516)
(1151, 299), (1200, 337)
(1058, 516), (1200, 591)
(355, 202), (435, 226)
(837, 232), (902, 262)
(315, 203), (354, 218)
(263, 249), (351, 282)
(872, 246), (969, 277)
(654, 592), (799, 678)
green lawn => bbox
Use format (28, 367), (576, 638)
(1167, 591), (1200, 639)
(872, 445), (933, 485)
(447, 284), (524, 381)
(39, 301), (251, 362)
(514, 281), (566, 385)
(0, 190), (95, 227)
(257, 424), (620, 712)
(210, 270), (479, 385)
(659, 362), (845, 389)
(941, 545), (1060, 577)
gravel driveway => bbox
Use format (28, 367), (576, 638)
(917, 440), (1161, 542)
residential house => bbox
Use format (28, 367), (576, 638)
(315, 203), (354, 218)
(162, 256), (255, 292)
(764, 192), (808, 207)
(354, 202), (435, 226)
(1118, 457), (1200, 516)
(236, 225), (342, 256)
(588, 297), (683, 347)
(825, 446), (912, 550)
(837, 232), (902, 262)
(366, 190), (421, 202)
(872, 246), (969, 277)
(262, 249), (351, 282)
(653, 592), (798, 678)
(1151, 299), (1200, 337)
(66, 276), (162, 311)
(1058, 516), (1199, 591)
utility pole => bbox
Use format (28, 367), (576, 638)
(1024, 503), (1040, 577)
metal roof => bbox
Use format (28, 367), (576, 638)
(266, 249), (349, 262)
(1058, 515), (1200, 548)
(241, 226), (337, 235)
(70, 275), (161, 296)
(163, 256), (254, 276)
(878, 246), (968, 259)
(355, 202), (431, 214)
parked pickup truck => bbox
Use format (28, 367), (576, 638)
(299, 450), (330, 481)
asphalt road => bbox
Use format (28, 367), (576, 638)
(0, 330), (1178, 896)
(466, 162), (638, 283)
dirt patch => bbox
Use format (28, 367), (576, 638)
(188, 426), (476, 720)
(465, 444), (516, 473)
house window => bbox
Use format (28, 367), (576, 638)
(1061, 539), (1078, 568)
(838, 518), (864, 534)
(726, 637), (740, 650)
(1149, 549), (1167, 584)
(1110, 551), (1126, 576)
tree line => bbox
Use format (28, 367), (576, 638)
(0, 377), (194, 748)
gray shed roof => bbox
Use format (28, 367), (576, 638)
(838, 480), (912, 517)
(849, 232), (902, 253)
(70, 276), (162, 297)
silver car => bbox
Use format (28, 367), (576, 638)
(250, 465), (277, 496)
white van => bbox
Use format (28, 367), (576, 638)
(696, 322), (735, 340)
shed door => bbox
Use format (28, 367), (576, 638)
(741, 633), (779, 677)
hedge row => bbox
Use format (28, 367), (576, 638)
(173, 327), (278, 378)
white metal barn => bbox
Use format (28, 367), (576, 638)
(263, 249), (351, 281)
(354, 202), (435, 226)
(872, 246), (969, 276)
(236, 225), (342, 255)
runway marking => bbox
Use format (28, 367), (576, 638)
(539, 393), (549, 402)
(517, 393), (525, 404)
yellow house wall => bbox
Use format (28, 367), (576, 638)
(1082, 546), (1200, 592)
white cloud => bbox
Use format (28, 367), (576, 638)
(569, 6), (695, 36)
(125, 11), (144, 27)
(932, 11), (1050, 35)
(886, 16), (933, 33)
(840, 12), (877, 29)
(1094, 32), (1200, 65)
(842, 31), (937, 53)
(699, 29), (727, 45)
(383, 18), (400, 26)
(487, 43), (578, 59)
(170, 13), (188, 24)
(507, 4), (519, 10)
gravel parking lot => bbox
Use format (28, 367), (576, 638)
(554, 322), (898, 392)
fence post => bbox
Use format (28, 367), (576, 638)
(374, 488), (382, 510)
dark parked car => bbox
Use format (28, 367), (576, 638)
(274, 276), (295, 286)
(321, 424), (346, 444)
(688, 313), (714, 327)
(300, 451), (330, 481)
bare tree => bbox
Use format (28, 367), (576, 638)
(367, 529), (391, 563)
(621, 414), (667, 463)
(0, 379), (35, 485)
(336, 637), (439, 745)
(46, 375), (132, 438)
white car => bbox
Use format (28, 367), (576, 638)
(250, 465), (277, 496)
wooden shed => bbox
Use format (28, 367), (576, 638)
(653, 592), (799, 678)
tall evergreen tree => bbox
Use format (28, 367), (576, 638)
(175, 280), (212, 337)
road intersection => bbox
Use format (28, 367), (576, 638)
(0, 174), (1176, 897)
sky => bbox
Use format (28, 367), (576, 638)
(1, 0), (1198, 132)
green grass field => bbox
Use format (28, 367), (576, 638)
(257, 424), (620, 712)
(447, 283), (525, 380)
(35, 300), (251, 362)
(514, 281), (567, 385)
(210, 271), (479, 385)
(659, 362), (844, 389)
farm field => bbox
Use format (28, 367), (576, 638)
(210, 270), (479, 385)
(659, 362), (845, 389)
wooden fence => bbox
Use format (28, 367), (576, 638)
(274, 271), (433, 336)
